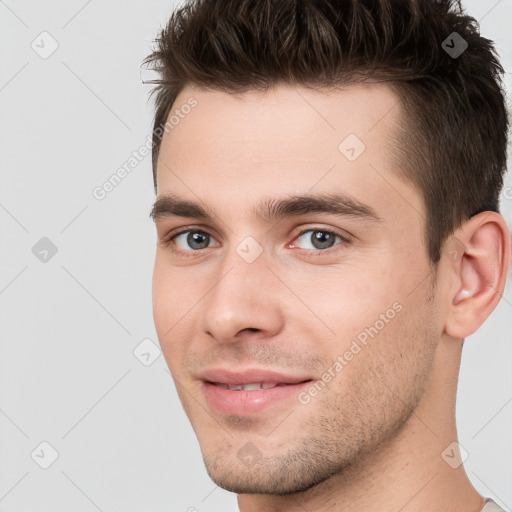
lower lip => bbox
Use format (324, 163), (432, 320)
(202, 381), (313, 415)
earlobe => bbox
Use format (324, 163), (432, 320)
(444, 212), (511, 340)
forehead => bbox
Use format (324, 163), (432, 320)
(156, 82), (423, 226)
(164, 82), (400, 159)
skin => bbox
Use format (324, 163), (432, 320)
(151, 82), (511, 512)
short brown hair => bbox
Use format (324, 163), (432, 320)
(143, 0), (509, 265)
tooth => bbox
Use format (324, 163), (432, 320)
(241, 383), (262, 390)
(222, 382), (280, 391)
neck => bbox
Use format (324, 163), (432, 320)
(237, 339), (485, 512)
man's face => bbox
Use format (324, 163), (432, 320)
(152, 83), (443, 494)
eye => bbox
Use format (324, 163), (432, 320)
(162, 226), (349, 257)
(290, 228), (348, 252)
(167, 229), (217, 252)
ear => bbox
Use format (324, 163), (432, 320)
(443, 211), (511, 339)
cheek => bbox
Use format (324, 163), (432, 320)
(289, 263), (400, 337)
(152, 259), (172, 331)
(326, 304), (430, 410)
(152, 258), (189, 361)
(152, 255), (193, 312)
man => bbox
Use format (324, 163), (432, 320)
(144, 0), (511, 510)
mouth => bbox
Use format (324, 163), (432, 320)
(198, 368), (315, 415)
(209, 381), (312, 390)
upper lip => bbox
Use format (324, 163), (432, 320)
(198, 368), (314, 386)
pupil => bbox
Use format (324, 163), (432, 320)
(312, 231), (334, 249)
(188, 232), (209, 249)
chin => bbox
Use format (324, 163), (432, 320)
(201, 450), (344, 496)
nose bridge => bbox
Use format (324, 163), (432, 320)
(200, 242), (284, 343)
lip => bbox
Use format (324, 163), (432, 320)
(199, 368), (313, 386)
(199, 368), (314, 415)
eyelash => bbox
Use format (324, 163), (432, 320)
(161, 226), (350, 258)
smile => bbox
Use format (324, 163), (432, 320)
(211, 381), (308, 390)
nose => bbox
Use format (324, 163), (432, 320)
(199, 248), (285, 344)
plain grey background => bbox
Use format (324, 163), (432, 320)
(0, 1), (511, 511)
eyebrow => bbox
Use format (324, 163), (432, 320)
(150, 192), (382, 224)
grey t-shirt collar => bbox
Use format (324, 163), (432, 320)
(481, 498), (507, 512)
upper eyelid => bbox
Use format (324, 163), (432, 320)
(167, 225), (344, 238)
(165, 225), (218, 241)
(159, 214), (355, 236)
